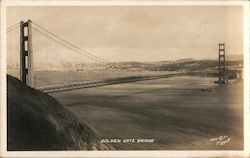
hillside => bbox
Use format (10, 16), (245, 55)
(7, 75), (111, 150)
(156, 60), (242, 71)
(226, 54), (243, 61)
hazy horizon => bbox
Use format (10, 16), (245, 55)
(7, 6), (243, 63)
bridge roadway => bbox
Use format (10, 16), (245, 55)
(36, 70), (218, 93)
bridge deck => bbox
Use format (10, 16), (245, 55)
(37, 71), (219, 93)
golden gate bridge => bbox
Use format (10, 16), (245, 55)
(7, 20), (238, 93)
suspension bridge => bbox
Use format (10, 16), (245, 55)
(6, 20), (241, 93)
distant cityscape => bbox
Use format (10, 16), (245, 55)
(7, 55), (243, 72)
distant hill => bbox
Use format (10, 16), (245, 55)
(226, 54), (243, 61)
(104, 59), (243, 72)
(175, 58), (195, 62)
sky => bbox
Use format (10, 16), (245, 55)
(6, 6), (243, 62)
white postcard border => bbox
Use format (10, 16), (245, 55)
(1, 1), (249, 157)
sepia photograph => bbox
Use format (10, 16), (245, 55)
(0, 0), (249, 157)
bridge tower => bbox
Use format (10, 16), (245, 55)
(20, 20), (34, 87)
(216, 43), (227, 84)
